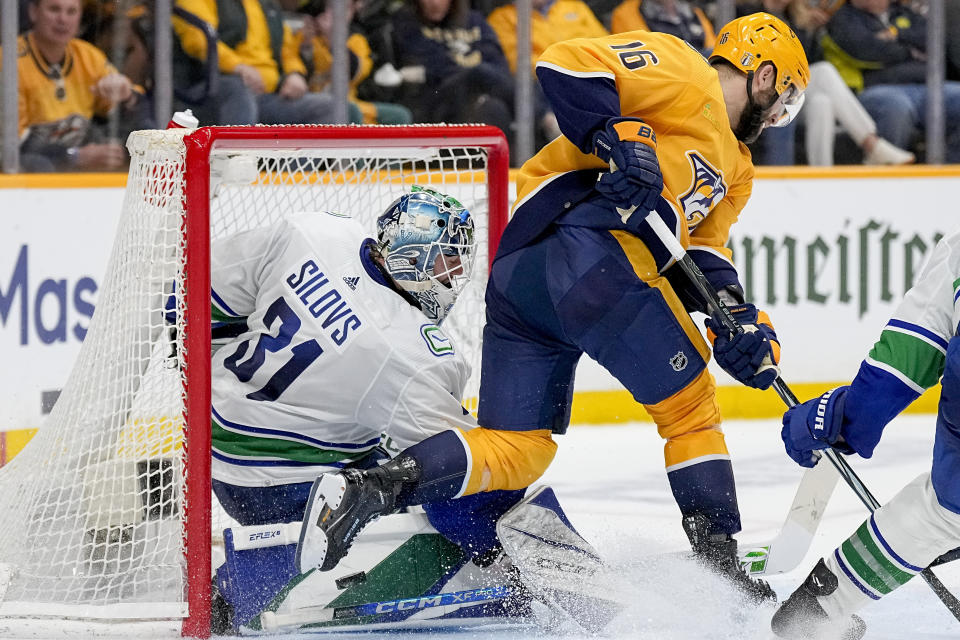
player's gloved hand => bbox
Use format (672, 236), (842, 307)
(781, 386), (855, 467)
(705, 303), (781, 390)
(592, 118), (663, 225)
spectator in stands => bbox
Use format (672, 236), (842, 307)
(390, 0), (518, 156)
(296, 0), (412, 124)
(172, 0), (336, 126)
(742, 0), (914, 165)
(7, 0), (144, 172)
(823, 0), (960, 163)
(82, 2), (153, 92)
(610, 0), (715, 57)
(487, 0), (607, 74)
(486, 0), (604, 142)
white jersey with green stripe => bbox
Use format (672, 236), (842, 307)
(209, 211), (476, 487)
(866, 228), (960, 393)
(830, 228), (960, 460)
(846, 227), (960, 432)
(810, 231), (960, 620)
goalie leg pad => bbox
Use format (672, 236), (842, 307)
(212, 479), (314, 526)
(496, 486), (625, 631)
(217, 524), (301, 631)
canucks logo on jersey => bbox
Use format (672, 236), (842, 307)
(678, 152), (727, 229)
(420, 324), (455, 357)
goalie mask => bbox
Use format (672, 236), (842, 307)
(376, 186), (476, 323)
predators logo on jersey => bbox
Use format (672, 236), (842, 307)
(679, 152), (727, 229)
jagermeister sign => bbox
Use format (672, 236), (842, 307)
(731, 224), (943, 317)
(728, 173), (956, 383)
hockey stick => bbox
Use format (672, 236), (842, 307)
(258, 585), (518, 631)
(644, 211), (960, 621)
(737, 458), (837, 576)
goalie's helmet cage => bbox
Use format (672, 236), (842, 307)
(376, 186), (477, 323)
(0, 124), (508, 638)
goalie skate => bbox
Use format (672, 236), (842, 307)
(297, 471), (370, 573)
(296, 455), (422, 573)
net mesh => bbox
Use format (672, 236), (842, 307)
(0, 126), (497, 622)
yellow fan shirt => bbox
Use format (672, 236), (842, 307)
(8, 33), (117, 145)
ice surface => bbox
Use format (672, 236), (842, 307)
(280, 414), (958, 639)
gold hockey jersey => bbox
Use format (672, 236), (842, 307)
(506, 31), (754, 287)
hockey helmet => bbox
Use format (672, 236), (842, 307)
(710, 12), (810, 127)
(376, 186), (475, 323)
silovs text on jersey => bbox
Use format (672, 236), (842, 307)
(286, 259), (361, 346)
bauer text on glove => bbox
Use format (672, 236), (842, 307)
(592, 118), (663, 226)
(781, 387), (856, 467)
(705, 303), (780, 390)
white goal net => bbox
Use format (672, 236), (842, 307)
(0, 124), (508, 636)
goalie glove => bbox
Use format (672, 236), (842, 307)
(592, 118), (663, 227)
(705, 303), (780, 390)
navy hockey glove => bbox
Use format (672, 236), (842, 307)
(705, 303), (781, 390)
(592, 118), (663, 226)
(781, 387), (855, 467)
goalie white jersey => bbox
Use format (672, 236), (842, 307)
(209, 211), (477, 487)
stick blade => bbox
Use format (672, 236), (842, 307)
(740, 460), (839, 576)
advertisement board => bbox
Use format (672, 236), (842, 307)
(2, 169), (958, 436)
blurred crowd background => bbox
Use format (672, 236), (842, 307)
(0, 0), (958, 172)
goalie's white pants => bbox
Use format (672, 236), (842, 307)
(819, 473), (960, 619)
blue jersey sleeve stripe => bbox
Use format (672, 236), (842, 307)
(212, 288), (241, 317)
(841, 360), (920, 456)
(535, 65), (621, 154)
(688, 245), (734, 264)
(887, 318), (949, 350)
(212, 406), (382, 451)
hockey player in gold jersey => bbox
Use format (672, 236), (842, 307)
(297, 13), (811, 606)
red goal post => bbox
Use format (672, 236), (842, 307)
(0, 124), (509, 639)
(180, 125), (509, 636)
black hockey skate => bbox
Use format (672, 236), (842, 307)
(296, 455), (421, 573)
(771, 559), (866, 640)
(682, 514), (777, 605)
